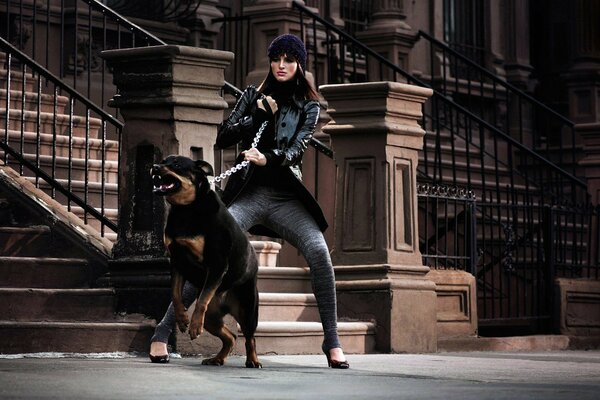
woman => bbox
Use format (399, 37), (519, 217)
(149, 34), (349, 369)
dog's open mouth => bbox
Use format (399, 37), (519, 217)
(152, 172), (181, 195)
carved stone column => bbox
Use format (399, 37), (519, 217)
(97, 45), (233, 320)
(321, 81), (437, 353)
(356, 0), (417, 76)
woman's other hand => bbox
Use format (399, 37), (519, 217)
(242, 147), (267, 166)
(257, 95), (278, 114)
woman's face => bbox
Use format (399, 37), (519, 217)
(270, 54), (298, 83)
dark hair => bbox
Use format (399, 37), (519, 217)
(258, 60), (319, 101)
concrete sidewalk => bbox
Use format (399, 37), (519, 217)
(1, 351), (599, 400)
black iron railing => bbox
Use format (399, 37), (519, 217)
(291, 0), (587, 205)
(1, 35), (119, 235)
(290, 0), (596, 332)
(1, 0), (166, 116)
(101, 0), (201, 22)
(418, 183), (477, 273)
(476, 200), (600, 332)
(417, 30), (579, 179)
(0, 0), (170, 238)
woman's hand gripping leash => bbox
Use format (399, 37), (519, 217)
(242, 95), (277, 167)
(210, 95), (276, 187)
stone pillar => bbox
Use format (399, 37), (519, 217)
(97, 45), (233, 320)
(356, 0), (417, 75)
(568, 0), (600, 203)
(321, 81), (437, 353)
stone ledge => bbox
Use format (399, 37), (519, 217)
(437, 335), (593, 352)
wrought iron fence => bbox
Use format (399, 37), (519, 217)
(418, 183), (477, 273)
(418, 30), (579, 180)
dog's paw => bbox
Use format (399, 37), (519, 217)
(189, 323), (203, 340)
(202, 357), (225, 366)
(245, 359), (262, 368)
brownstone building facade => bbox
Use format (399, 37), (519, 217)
(0, 0), (599, 354)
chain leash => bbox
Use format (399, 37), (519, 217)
(211, 120), (269, 184)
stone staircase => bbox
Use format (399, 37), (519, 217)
(0, 57), (120, 241)
(0, 57), (377, 356)
(176, 243), (377, 356)
(0, 165), (155, 354)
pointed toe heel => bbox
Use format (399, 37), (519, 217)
(149, 353), (170, 364)
(322, 345), (349, 369)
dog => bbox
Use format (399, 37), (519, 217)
(151, 155), (261, 368)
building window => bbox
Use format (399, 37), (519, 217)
(443, 0), (486, 66)
(341, 0), (373, 37)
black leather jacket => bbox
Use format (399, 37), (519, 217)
(216, 85), (328, 235)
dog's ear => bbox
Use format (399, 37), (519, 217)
(195, 160), (214, 176)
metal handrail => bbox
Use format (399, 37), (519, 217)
(293, 1), (422, 86)
(100, 0), (201, 23)
(417, 30), (573, 127)
(0, 36), (122, 127)
(0, 140), (117, 231)
(0, 35), (119, 232)
(291, 0), (586, 194)
(84, 0), (166, 45)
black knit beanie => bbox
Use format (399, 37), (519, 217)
(267, 34), (307, 71)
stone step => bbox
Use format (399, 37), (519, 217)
(237, 321), (377, 355)
(2, 129), (119, 162)
(0, 256), (89, 288)
(23, 177), (118, 209)
(257, 266), (312, 293)
(0, 320), (156, 354)
(3, 154), (119, 184)
(259, 292), (319, 322)
(0, 288), (117, 321)
(68, 206), (119, 232)
(0, 88), (69, 113)
(0, 226), (52, 257)
(178, 320), (376, 356)
(0, 68), (37, 93)
(0, 108), (103, 138)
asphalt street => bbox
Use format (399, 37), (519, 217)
(1, 351), (599, 400)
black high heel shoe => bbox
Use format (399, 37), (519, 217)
(149, 353), (170, 364)
(322, 345), (349, 369)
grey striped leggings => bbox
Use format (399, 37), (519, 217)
(151, 184), (342, 351)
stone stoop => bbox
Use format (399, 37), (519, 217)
(244, 321), (377, 356)
(0, 252), (156, 354)
(0, 173), (155, 355)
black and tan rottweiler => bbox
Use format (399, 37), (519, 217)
(151, 155), (261, 368)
